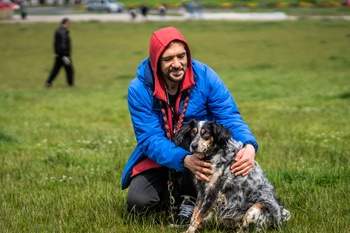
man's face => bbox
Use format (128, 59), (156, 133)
(159, 42), (188, 84)
(63, 21), (70, 28)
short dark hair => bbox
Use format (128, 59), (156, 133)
(61, 17), (69, 25)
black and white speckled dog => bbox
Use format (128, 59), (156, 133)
(174, 120), (290, 233)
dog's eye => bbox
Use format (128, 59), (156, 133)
(190, 128), (198, 137)
(190, 130), (196, 138)
(203, 132), (211, 139)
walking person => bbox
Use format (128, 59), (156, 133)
(45, 18), (74, 88)
(158, 3), (167, 19)
(129, 8), (137, 21)
(195, 0), (203, 18)
(140, 3), (149, 19)
(188, 1), (195, 18)
(122, 27), (258, 227)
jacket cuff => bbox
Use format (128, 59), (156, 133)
(243, 141), (258, 153)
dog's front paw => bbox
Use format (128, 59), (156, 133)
(183, 225), (197, 233)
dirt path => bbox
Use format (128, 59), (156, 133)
(1, 11), (350, 24)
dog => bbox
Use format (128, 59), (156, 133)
(174, 120), (290, 233)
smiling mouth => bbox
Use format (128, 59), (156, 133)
(171, 70), (183, 76)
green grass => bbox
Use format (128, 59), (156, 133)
(1, 20), (350, 232)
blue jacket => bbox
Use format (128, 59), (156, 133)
(121, 58), (258, 189)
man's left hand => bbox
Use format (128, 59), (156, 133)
(230, 144), (256, 176)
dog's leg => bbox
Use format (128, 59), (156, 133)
(184, 204), (201, 233)
(241, 203), (266, 231)
(185, 189), (219, 233)
(191, 204), (200, 222)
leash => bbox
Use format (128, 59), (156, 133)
(167, 169), (176, 207)
(168, 169), (178, 224)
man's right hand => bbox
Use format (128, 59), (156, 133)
(62, 56), (71, 65)
(184, 154), (212, 182)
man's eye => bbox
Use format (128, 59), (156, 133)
(178, 54), (187, 59)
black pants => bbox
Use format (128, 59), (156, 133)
(126, 167), (197, 214)
(46, 55), (74, 86)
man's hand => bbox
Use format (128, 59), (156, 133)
(184, 154), (213, 182)
(62, 56), (71, 65)
(230, 144), (256, 176)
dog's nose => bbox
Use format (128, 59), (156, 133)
(191, 143), (198, 151)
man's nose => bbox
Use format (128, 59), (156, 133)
(172, 58), (181, 68)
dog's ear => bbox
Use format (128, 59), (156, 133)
(174, 119), (196, 150)
(212, 122), (232, 149)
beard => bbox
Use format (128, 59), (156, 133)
(164, 66), (186, 83)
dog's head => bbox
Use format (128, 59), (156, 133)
(174, 120), (232, 157)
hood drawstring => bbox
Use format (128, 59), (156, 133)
(159, 88), (191, 140)
(159, 88), (191, 215)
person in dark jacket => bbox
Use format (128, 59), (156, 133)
(140, 3), (149, 19)
(45, 18), (74, 88)
(122, 27), (258, 226)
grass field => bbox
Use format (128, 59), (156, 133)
(1, 19), (350, 232)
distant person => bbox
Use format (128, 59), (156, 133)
(178, 3), (186, 16)
(195, 0), (203, 17)
(129, 8), (137, 21)
(140, 3), (149, 18)
(45, 18), (74, 88)
(158, 3), (166, 19)
(188, 1), (195, 18)
(19, 0), (27, 20)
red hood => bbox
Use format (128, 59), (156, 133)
(149, 27), (195, 101)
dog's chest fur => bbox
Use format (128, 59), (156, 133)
(194, 140), (244, 197)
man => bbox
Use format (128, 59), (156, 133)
(122, 27), (258, 226)
(140, 3), (149, 19)
(45, 18), (74, 88)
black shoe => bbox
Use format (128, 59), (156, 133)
(169, 195), (196, 228)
